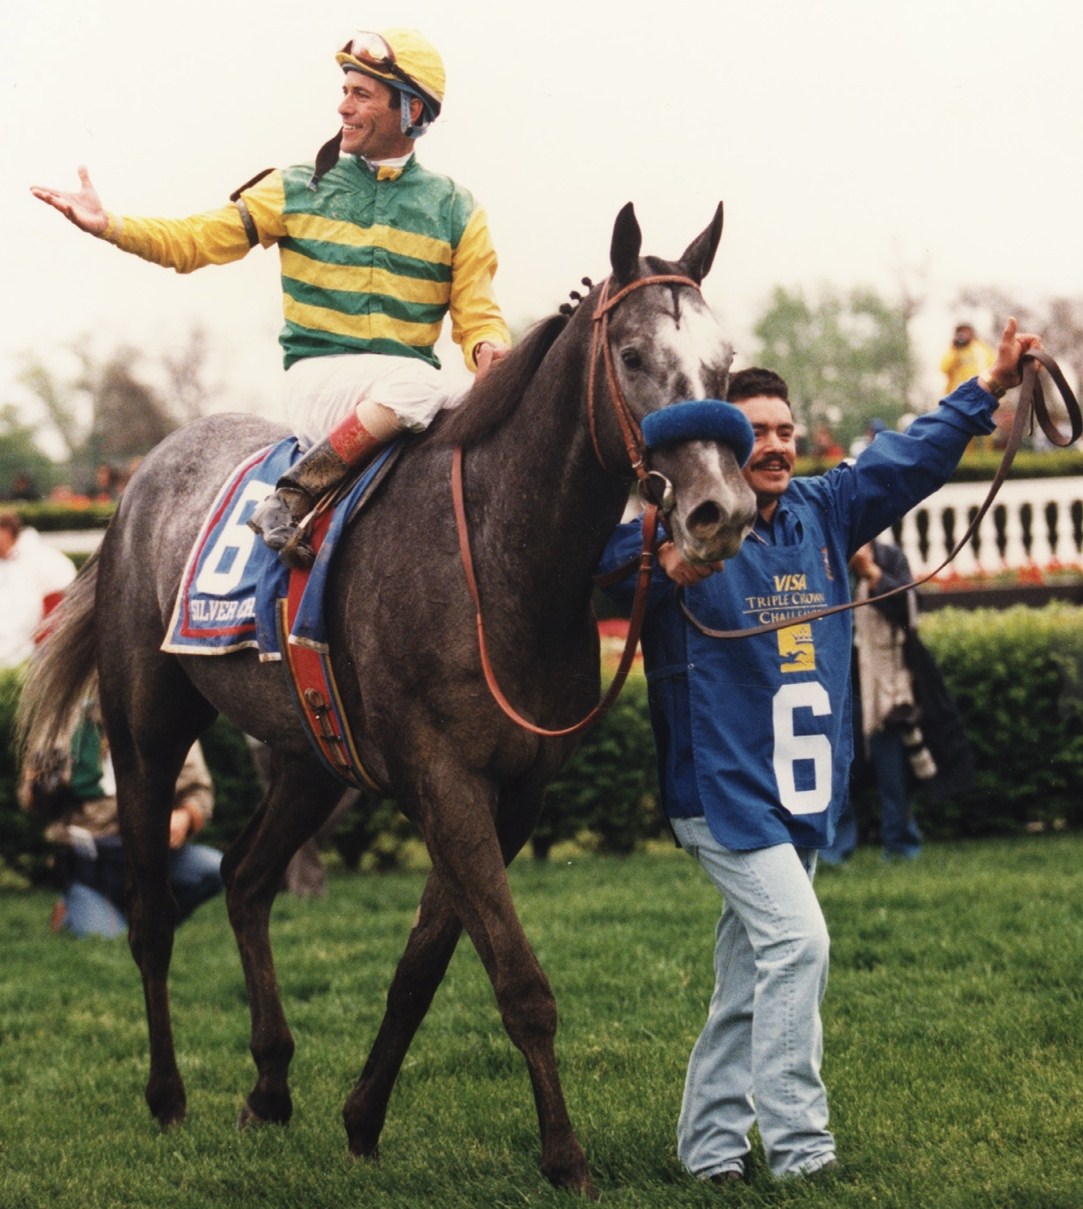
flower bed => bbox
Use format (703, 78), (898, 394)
(919, 560), (1083, 611)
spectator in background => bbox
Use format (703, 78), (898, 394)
(940, 323), (995, 395)
(848, 417), (887, 459)
(0, 510), (77, 669)
(88, 463), (122, 502)
(810, 423), (845, 464)
(21, 703), (223, 938)
(7, 472), (42, 502)
(822, 540), (975, 864)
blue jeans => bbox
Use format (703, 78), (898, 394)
(869, 729), (922, 858)
(63, 837), (224, 938)
(670, 817), (836, 1179)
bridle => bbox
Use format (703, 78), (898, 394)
(679, 348), (1083, 640)
(586, 273), (701, 487)
(452, 271), (701, 737)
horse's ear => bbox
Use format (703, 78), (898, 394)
(610, 202), (642, 285)
(678, 201), (724, 284)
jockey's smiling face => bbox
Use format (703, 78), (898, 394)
(733, 395), (797, 520)
(338, 72), (421, 161)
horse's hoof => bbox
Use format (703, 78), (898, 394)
(145, 1080), (186, 1131)
(346, 1131), (381, 1160)
(542, 1160), (598, 1200)
(237, 1091), (292, 1130)
(553, 1173), (598, 1201)
(237, 1102), (264, 1131)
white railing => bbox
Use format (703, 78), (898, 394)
(41, 529), (104, 555)
(891, 475), (1083, 577)
(39, 476), (1083, 579)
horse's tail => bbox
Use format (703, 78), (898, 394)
(16, 550), (101, 758)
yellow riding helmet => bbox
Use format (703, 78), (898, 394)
(336, 28), (445, 124)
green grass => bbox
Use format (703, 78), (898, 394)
(3, 837), (1083, 1207)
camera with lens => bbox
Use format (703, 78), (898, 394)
(885, 704), (938, 781)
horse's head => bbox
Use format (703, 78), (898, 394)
(592, 202), (757, 563)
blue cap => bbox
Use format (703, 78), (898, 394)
(641, 400), (755, 467)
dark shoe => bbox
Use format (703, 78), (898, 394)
(250, 485), (315, 551)
(49, 899), (67, 932)
(249, 448), (348, 570)
(707, 1163), (746, 1186)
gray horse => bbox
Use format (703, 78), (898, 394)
(19, 202), (755, 1196)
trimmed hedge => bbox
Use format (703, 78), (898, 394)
(2, 603), (1081, 881)
(532, 672), (662, 858)
(4, 502), (115, 532)
(916, 603), (1083, 836)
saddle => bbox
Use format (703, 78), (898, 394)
(164, 437), (402, 791)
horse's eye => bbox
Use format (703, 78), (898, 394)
(620, 348), (643, 370)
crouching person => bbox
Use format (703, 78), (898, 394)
(23, 705), (223, 938)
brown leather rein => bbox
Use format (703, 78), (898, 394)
(679, 348), (1083, 641)
(451, 272), (699, 738)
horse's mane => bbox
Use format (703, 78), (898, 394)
(434, 311), (572, 449)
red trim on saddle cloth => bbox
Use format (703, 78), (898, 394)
(276, 510), (381, 793)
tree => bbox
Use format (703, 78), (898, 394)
(751, 284), (917, 452)
(12, 328), (222, 490)
(0, 407), (57, 497)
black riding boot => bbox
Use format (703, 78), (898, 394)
(249, 413), (388, 570)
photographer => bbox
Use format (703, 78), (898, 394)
(839, 540), (975, 861)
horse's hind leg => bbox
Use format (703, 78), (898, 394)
(342, 870), (463, 1156)
(106, 693), (214, 1129)
(222, 751), (344, 1128)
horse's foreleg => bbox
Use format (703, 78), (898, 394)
(420, 782), (596, 1198)
(342, 870), (462, 1157)
(224, 757), (344, 1128)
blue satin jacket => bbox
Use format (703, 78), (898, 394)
(597, 380), (997, 851)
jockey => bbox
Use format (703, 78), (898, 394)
(30, 28), (512, 568)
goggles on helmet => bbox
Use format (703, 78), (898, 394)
(339, 31), (441, 120)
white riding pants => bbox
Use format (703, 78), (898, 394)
(283, 353), (470, 450)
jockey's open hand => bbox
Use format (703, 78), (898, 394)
(30, 166), (109, 236)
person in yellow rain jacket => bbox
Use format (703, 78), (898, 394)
(940, 322), (994, 394)
(31, 28), (511, 568)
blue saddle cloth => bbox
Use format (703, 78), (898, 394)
(163, 438), (397, 658)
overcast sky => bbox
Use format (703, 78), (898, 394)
(5, 0), (1083, 441)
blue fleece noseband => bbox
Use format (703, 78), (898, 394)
(641, 400), (754, 467)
